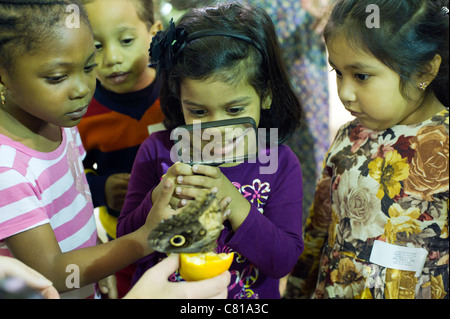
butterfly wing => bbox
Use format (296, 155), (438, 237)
(148, 192), (223, 253)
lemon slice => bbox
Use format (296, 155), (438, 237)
(179, 252), (234, 281)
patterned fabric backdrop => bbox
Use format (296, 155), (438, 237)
(243, 0), (331, 223)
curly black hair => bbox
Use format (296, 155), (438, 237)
(0, 0), (91, 71)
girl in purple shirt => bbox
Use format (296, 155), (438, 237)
(117, 2), (304, 299)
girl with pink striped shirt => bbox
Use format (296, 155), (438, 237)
(0, 0), (229, 299)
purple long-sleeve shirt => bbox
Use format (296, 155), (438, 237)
(117, 130), (303, 299)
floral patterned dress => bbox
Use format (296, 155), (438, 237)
(291, 109), (449, 299)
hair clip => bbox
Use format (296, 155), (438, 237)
(149, 18), (187, 75)
(442, 6), (449, 14)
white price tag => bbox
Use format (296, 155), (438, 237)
(369, 240), (428, 277)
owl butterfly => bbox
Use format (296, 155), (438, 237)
(148, 192), (224, 253)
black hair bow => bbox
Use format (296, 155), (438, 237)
(149, 18), (187, 75)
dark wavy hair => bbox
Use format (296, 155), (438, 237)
(0, 0), (91, 71)
(158, 2), (303, 144)
(324, 0), (449, 107)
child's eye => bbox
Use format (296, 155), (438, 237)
(121, 38), (134, 46)
(330, 68), (342, 77)
(227, 107), (244, 115)
(85, 63), (98, 73)
(356, 73), (370, 81)
(45, 75), (67, 84)
(94, 42), (102, 50)
(188, 109), (207, 117)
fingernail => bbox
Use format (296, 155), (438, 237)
(180, 199), (187, 206)
(177, 175), (183, 183)
(192, 165), (199, 172)
(165, 180), (172, 188)
(211, 187), (218, 194)
(224, 209), (231, 217)
(176, 187), (182, 194)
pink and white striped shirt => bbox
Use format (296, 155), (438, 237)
(0, 127), (97, 299)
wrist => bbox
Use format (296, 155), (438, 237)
(227, 198), (251, 232)
(130, 225), (155, 257)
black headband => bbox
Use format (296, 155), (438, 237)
(149, 18), (262, 75)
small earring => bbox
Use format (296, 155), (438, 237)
(0, 91), (5, 106)
(419, 82), (427, 90)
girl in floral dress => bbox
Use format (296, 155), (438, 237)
(117, 3), (304, 299)
(293, 0), (449, 299)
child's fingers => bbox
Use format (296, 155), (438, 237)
(182, 271), (231, 299)
(0, 256), (60, 299)
(192, 164), (222, 178)
(176, 174), (213, 189)
(175, 183), (204, 198)
(150, 254), (180, 278)
(152, 179), (175, 212)
(168, 162), (194, 177)
(219, 197), (232, 221)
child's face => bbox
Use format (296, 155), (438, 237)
(180, 77), (266, 126)
(0, 22), (96, 128)
(327, 34), (426, 131)
(85, 0), (161, 93)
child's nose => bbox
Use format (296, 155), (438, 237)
(70, 76), (91, 100)
(338, 79), (357, 105)
(103, 44), (123, 66)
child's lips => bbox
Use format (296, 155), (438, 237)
(107, 72), (129, 85)
(67, 105), (88, 120)
(347, 109), (363, 117)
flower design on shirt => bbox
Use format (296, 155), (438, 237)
(229, 264), (259, 299)
(368, 150), (409, 199)
(384, 203), (422, 244)
(349, 125), (380, 153)
(296, 110), (449, 299)
(370, 135), (396, 159)
(329, 257), (365, 298)
(403, 125), (449, 201)
(332, 170), (387, 241)
(431, 274), (447, 299)
(234, 179), (271, 213)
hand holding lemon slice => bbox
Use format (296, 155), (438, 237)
(147, 190), (234, 282)
(179, 252), (234, 281)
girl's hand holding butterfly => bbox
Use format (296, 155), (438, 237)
(175, 164), (250, 231)
(151, 162), (194, 209)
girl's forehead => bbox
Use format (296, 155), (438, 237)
(13, 22), (94, 69)
(49, 21), (93, 45)
(327, 35), (378, 65)
(180, 78), (260, 110)
(181, 77), (256, 96)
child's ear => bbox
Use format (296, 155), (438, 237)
(418, 53), (442, 85)
(149, 20), (163, 39)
